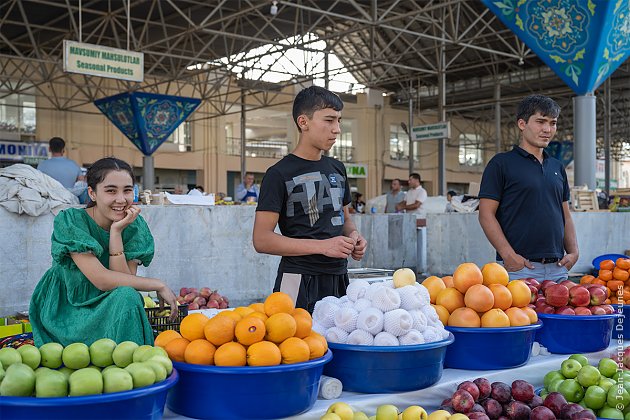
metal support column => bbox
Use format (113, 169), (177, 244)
(240, 88), (246, 182)
(495, 83), (502, 153)
(604, 79), (611, 196)
(573, 95), (596, 189)
(408, 93), (414, 176)
(437, 43), (446, 196)
(142, 155), (154, 191)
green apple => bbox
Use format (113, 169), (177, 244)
(58, 366), (75, 380)
(16, 345), (41, 370)
(112, 341), (138, 368)
(69, 368), (103, 396)
(35, 366), (51, 377)
(0, 365), (4, 383)
(600, 377), (617, 392)
(89, 338), (117, 367)
(544, 370), (565, 388)
(401, 405), (428, 420)
(427, 411), (452, 420)
(561, 359), (582, 379)
(326, 401), (354, 420)
(102, 367), (134, 393)
(609, 386), (630, 411)
(138, 346), (168, 362)
(0, 363), (35, 396)
(39, 342), (63, 368)
(569, 354), (590, 368)
(559, 378), (585, 403)
(540, 389), (549, 399)
(626, 411), (630, 420)
(143, 360), (167, 382)
(577, 365), (601, 387)
(62, 343), (90, 370)
(599, 406), (624, 419)
(353, 412), (370, 420)
(0, 347), (22, 369)
(321, 414), (342, 420)
(450, 415), (469, 420)
(584, 385), (608, 410)
(599, 358), (620, 378)
(124, 362), (156, 388)
(148, 355), (173, 375)
(132, 345), (153, 363)
(35, 369), (68, 397)
(375, 404), (399, 420)
(548, 378), (565, 393)
(102, 365), (118, 374)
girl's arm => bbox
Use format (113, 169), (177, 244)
(108, 206), (141, 275)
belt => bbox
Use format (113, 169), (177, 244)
(528, 257), (560, 264)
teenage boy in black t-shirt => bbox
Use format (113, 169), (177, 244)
(253, 86), (367, 312)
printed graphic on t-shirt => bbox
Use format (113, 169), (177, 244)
(285, 171), (345, 227)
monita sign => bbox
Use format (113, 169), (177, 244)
(0, 140), (48, 161)
(345, 164), (367, 178)
(63, 40), (144, 82)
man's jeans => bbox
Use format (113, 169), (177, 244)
(499, 261), (569, 282)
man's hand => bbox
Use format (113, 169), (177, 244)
(321, 236), (355, 258)
(348, 231), (367, 261)
(558, 252), (578, 271)
(110, 205), (140, 233)
(502, 253), (534, 273)
(395, 202), (405, 212)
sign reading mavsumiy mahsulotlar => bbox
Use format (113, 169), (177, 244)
(410, 121), (451, 141)
(63, 40), (144, 82)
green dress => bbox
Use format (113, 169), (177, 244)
(30, 207), (155, 347)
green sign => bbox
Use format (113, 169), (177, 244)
(596, 178), (617, 190)
(410, 121), (451, 141)
(63, 40), (144, 82)
(345, 164), (367, 178)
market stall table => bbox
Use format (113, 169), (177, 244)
(162, 339), (627, 420)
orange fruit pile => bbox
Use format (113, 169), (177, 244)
(580, 257), (630, 305)
(155, 291), (328, 367)
(423, 262), (537, 328)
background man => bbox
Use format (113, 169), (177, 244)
(478, 94), (578, 281)
(37, 137), (86, 201)
(235, 172), (260, 202)
(396, 173), (427, 225)
(385, 178), (405, 213)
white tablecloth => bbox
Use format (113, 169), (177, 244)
(163, 340), (627, 420)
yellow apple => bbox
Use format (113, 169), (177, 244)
(321, 414), (342, 420)
(427, 410), (452, 420)
(402, 405), (428, 420)
(449, 414), (469, 420)
(375, 404), (399, 420)
(393, 268), (417, 288)
(326, 402), (354, 420)
(353, 412), (370, 420)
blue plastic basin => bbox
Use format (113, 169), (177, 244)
(611, 305), (628, 340)
(444, 323), (542, 370)
(0, 370), (178, 420)
(322, 333), (454, 393)
(167, 350), (332, 419)
(592, 254), (628, 270)
(535, 313), (619, 354)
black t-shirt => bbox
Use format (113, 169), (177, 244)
(479, 146), (570, 261)
(256, 154), (352, 275)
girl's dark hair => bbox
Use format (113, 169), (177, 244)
(86, 157), (135, 208)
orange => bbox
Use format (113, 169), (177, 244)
(481, 262), (509, 286)
(215, 310), (242, 323)
(308, 331), (328, 353)
(453, 263), (483, 294)
(506, 280), (531, 308)
(600, 259), (615, 271)
(233, 306), (255, 318)
(214, 342), (247, 366)
(432, 304), (450, 326)
(278, 337), (310, 364)
(303, 335), (326, 359)
(292, 310), (313, 339)
(246, 341), (281, 366)
(616, 258), (630, 270)
(203, 315), (236, 346)
(521, 307), (539, 324)
(464, 284), (495, 313)
(265, 313), (297, 343)
(246, 311), (268, 322)
(505, 307), (531, 326)
(613, 268), (630, 282)
(488, 284), (513, 310)
(435, 287), (465, 313)
(164, 337), (190, 362)
(179, 313), (210, 341)
(235, 317), (266, 346)
(184, 339), (216, 365)
(154, 330), (182, 348)
(248, 302), (266, 313)
(447, 307), (481, 327)
(441, 275), (454, 288)
(264, 292), (295, 316)
(480, 309), (510, 327)
(422, 276), (446, 304)
(599, 270), (613, 281)
(580, 275), (595, 285)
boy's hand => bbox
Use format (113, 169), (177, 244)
(322, 236), (355, 258)
(349, 231), (367, 261)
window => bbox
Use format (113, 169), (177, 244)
(330, 120), (354, 162)
(458, 133), (484, 166)
(167, 121), (192, 152)
(389, 124), (409, 160)
(0, 93), (36, 141)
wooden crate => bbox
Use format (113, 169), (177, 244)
(571, 189), (599, 211)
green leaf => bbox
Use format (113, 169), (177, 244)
(573, 49), (585, 61)
(571, 69), (579, 86)
(588, 0), (596, 15)
(515, 14), (524, 30)
(612, 52), (625, 62)
(549, 55), (566, 63)
(603, 48), (610, 59)
(517, 0), (526, 6)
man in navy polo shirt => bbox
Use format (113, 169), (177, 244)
(478, 95), (578, 282)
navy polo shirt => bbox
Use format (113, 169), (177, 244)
(479, 146), (570, 261)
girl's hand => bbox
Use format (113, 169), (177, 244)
(158, 284), (179, 322)
(111, 205), (141, 233)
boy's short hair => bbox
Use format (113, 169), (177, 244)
(292, 86), (344, 131)
(516, 95), (560, 123)
(49, 137), (66, 153)
(409, 173), (421, 182)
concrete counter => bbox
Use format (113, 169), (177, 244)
(0, 206), (417, 316)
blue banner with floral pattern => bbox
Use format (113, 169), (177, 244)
(482, 0), (630, 95)
(94, 92), (201, 155)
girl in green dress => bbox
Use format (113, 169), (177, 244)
(29, 157), (179, 346)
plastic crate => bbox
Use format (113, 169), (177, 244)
(144, 305), (188, 336)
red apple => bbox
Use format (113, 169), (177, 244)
(554, 306), (575, 315)
(528, 285), (539, 303)
(588, 287), (607, 306)
(199, 287), (212, 299)
(179, 287), (190, 297)
(589, 306), (607, 315)
(569, 286), (590, 307)
(560, 280), (577, 290)
(184, 292), (197, 303)
(574, 307), (591, 316)
(193, 296), (207, 307)
(207, 299), (219, 309)
(209, 292), (222, 302)
(528, 278), (542, 291)
(188, 302), (200, 310)
(601, 304), (614, 314)
(218, 300), (228, 309)
(540, 280), (557, 292)
(535, 302), (555, 314)
(176, 296), (186, 305)
(528, 304), (536, 309)
(545, 284), (570, 307)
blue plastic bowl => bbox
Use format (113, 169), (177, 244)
(167, 350), (332, 419)
(592, 254), (628, 270)
(535, 313), (619, 354)
(0, 370), (178, 420)
(611, 305), (628, 340)
(322, 333), (454, 393)
(444, 323), (542, 370)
